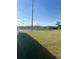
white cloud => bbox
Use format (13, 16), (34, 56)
(17, 18), (60, 26)
(17, 18), (31, 26)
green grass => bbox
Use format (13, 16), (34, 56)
(20, 30), (61, 59)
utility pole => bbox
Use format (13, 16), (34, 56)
(31, 0), (34, 31)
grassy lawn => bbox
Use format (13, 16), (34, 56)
(19, 30), (61, 59)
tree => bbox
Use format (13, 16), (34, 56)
(56, 21), (61, 29)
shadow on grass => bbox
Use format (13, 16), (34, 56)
(17, 32), (57, 59)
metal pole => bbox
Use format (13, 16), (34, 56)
(31, 0), (34, 31)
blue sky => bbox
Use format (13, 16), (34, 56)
(17, 0), (61, 26)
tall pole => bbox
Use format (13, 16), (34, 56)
(31, 0), (34, 31)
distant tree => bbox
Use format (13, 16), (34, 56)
(56, 21), (61, 29)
